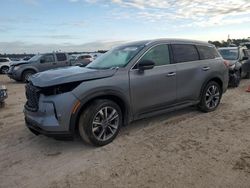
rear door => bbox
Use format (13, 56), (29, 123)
(171, 44), (212, 102)
(129, 44), (177, 117)
(55, 53), (69, 68)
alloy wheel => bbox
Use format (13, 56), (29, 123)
(92, 106), (119, 141)
(205, 85), (220, 109)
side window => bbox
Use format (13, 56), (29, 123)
(197, 45), (220, 60)
(172, 44), (199, 63)
(42, 54), (55, 63)
(139, 44), (170, 67)
(0, 59), (8, 62)
(243, 49), (250, 57)
(56, 53), (67, 61)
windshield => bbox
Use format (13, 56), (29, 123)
(28, 54), (43, 62)
(86, 45), (144, 69)
(218, 49), (239, 60)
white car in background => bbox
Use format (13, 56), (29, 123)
(0, 57), (11, 74)
(70, 54), (94, 67)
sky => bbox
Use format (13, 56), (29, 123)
(0, 0), (250, 53)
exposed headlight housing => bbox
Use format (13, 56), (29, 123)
(40, 81), (82, 96)
(229, 64), (236, 70)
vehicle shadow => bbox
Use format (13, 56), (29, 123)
(24, 106), (201, 153)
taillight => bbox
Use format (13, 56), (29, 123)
(223, 60), (230, 68)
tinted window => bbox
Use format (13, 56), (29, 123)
(42, 54), (55, 63)
(0, 59), (8, 62)
(139, 44), (170, 66)
(172, 44), (199, 63)
(197, 45), (220, 60)
(56, 53), (67, 61)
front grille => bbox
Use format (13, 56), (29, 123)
(25, 83), (40, 111)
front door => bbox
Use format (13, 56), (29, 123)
(129, 44), (177, 117)
(38, 54), (56, 71)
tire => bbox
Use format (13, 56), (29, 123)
(22, 70), (36, 82)
(230, 70), (241, 87)
(245, 72), (250, 79)
(1, 66), (9, 74)
(198, 81), (222, 112)
(78, 99), (122, 146)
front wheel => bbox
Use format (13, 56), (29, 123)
(230, 70), (241, 87)
(198, 81), (222, 112)
(78, 99), (122, 146)
(1, 66), (9, 74)
(245, 72), (250, 79)
(22, 70), (36, 82)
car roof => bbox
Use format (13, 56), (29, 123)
(119, 38), (213, 47)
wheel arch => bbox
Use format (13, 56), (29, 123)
(199, 77), (223, 100)
(21, 68), (38, 76)
(69, 91), (131, 134)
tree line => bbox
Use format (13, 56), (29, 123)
(208, 38), (250, 47)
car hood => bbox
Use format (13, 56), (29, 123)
(10, 61), (30, 66)
(30, 66), (117, 87)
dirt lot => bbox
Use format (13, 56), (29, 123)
(0, 74), (250, 188)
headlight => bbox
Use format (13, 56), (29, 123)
(230, 64), (236, 70)
(40, 81), (82, 96)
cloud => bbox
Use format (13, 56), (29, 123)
(85, 0), (250, 27)
(0, 40), (126, 54)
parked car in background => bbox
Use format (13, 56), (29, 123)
(242, 49), (250, 78)
(70, 54), (93, 67)
(240, 42), (250, 49)
(0, 57), (11, 74)
(0, 85), (8, 103)
(218, 46), (249, 87)
(8, 52), (70, 82)
(24, 39), (228, 146)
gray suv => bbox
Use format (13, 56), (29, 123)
(8, 53), (69, 82)
(24, 39), (228, 146)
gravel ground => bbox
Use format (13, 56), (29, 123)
(0, 74), (250, 188)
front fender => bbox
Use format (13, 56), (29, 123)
(69, 88), (131, 133)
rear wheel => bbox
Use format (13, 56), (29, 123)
(199, 81), (222, 112)
(22, 70), (36, 82)
(78, 99), (122, 146)
(1, 66), (9, 74)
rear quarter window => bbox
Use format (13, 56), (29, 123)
(56, 53), (67, 61)
(197, 45), (220, 60)
(172, 44), (199, 63)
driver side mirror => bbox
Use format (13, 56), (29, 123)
(138, 60), (155, 71)
(242, 56), (249, 61)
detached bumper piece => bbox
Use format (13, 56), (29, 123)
(25, 117), (73, 139)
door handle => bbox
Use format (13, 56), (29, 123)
(202, 67), (210, 71)
(167, 72), (176, 77)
